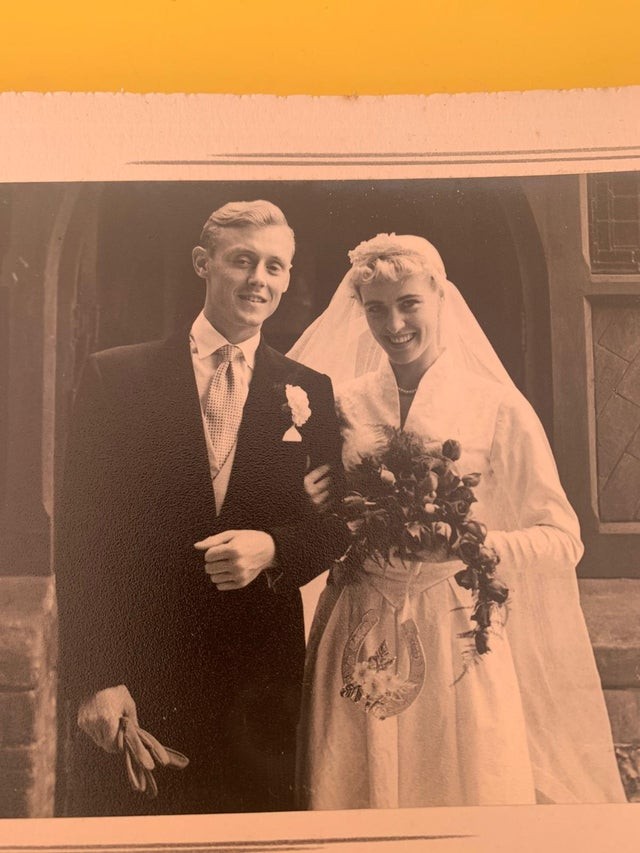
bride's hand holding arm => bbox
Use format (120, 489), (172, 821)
(304, 462), (333, 513)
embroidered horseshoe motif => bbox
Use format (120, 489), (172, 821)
(342, 609), (426, 718)
(342, 609), (380, 683)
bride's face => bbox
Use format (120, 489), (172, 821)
(360, 273), (442, 368)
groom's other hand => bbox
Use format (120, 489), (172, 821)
(194, 530), (276, 590)
(304, 463), (333, 513)
(77, 685), (153, 769)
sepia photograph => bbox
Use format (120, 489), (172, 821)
(1, 91), (640, 851)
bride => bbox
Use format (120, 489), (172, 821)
(290, 233), (625, 809)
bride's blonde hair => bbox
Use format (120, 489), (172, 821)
(348, 233), (446, 296)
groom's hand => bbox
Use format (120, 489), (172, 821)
(194, 530), (276, 591)
(77, 684), (153, 770)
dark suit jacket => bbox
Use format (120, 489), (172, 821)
(55, 328), (350, 815)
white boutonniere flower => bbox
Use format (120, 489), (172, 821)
(282, 384), (311, 442)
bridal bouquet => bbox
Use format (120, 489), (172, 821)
(337, 426), (509, 657)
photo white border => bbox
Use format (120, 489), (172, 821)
(1, 88), (640, 182)
(2, 87), (640, 852)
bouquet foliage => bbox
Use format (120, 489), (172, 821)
(338, 426), (509, 657)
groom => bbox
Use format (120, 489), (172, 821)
(56, 200), (349, 816)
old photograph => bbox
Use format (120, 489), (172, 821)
(1, 91), (640, 851)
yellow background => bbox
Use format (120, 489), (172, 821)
(2, 0), (639, 94)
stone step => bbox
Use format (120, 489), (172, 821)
(579, 578), (640, 690)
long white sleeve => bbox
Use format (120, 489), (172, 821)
(485, 390), (584, 575)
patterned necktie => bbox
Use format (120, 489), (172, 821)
(204, 344), (245, 471)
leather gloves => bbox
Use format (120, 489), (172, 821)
(117, 716), (189, 798)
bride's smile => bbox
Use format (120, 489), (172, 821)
(385, 331), (415, 346)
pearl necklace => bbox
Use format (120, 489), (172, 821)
(397, 385), (418, 395)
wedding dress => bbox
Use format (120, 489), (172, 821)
(291, 238), (625, 808)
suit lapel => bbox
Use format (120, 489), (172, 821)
(154, 327), (217, 535)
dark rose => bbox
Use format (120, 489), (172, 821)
(472, 601), (492, 628)
(455, 567), (477, 590)
(478, 544), (499, 568)
(448, 499), (471, 522)
(461, 520), (487, 541)
(449, 485), (476, 505)
(442, 439), (462, 461)
(483, 577), (509, 604)
(475, 629), (491, 655)
(457, 535), (481, 562)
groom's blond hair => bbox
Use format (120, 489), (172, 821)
(199, 200), (295, 255)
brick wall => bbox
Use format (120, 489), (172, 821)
(0, 576), (57, 817)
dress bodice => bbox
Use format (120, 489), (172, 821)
(336, 350), (510, 536)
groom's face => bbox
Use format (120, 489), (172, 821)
(194, 224), (294, 343)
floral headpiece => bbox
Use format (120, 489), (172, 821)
(347, 233), (447, 294)
(348, 233), (432, 265)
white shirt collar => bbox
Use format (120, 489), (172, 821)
(190, 311), (261, 369)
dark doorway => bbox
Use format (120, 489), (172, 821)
(91, 179), (551, 432)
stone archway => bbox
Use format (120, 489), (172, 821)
(0, 182), (103, 817)
(45, 181), (550, 812)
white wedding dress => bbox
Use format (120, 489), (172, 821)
(296, 351), (626, 808)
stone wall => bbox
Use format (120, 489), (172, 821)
(0, 574), (638, 816)
(0, 577), (57, 817)
(581, 579), (640, 801)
